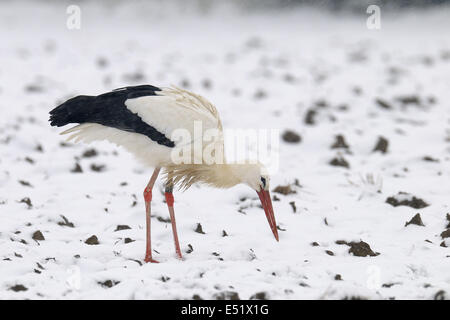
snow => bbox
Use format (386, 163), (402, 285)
(1, 1), (450, 299)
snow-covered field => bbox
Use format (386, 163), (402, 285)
(1, 1), (450, 299)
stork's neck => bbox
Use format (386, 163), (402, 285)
(206, 163), (243, 189)
(165, 162), (262, 190)
(207, 162), (260, 189)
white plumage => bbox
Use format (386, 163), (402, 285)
(62, 86), (222, 167)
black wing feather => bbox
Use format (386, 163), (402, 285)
(49, 85), (175, 148)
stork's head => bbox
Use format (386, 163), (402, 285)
(232, 163), (279, 241)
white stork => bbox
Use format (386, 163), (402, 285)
(49, 85), (278, 263)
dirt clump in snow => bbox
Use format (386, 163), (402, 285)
(32, 230), (45, 241)
(336, 240), (379, 257)
(195, 223), (205, 234)
(18, 180), (32, 187)
(71, 163), (83, 173)
(289, 201), (296, 213)
(441, 229), (450, 239)
(396, 95), (421, 106)
(386, 192), (428, 209)
(304, 109), (317, 125)
(373, 136), (389, 153)
(282, 130), (301, 143)
(405, 213), (425, 227)
(423, 156), (439, 162)
(434, 290), (447, 300)
(19, 197), (32, 208)
(331, 135), (349, 149)
(82, 149), (98, 158)
(115, 225), (131, 231)
(58, 215), (74, 228)
(250, 291), (268, 300)
(9, 284), (28, 292)
(85, 235), (99, 245)
(329, 156), (349, 168)
(214, 291), (240, 300)
(375, 98), (393, 110)
(273, 184), (296, 195)
(90, 164), (106, 172)
(98, 280), (120, 288)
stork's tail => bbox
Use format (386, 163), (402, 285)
(49, 95), (94, 127)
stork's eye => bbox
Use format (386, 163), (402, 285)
(260, 177), (266, 188)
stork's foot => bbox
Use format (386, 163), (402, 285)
(144, 255), (159, 263)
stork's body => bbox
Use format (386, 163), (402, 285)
(49, 85), (278, 262)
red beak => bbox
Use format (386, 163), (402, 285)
(257, 189), (279, 241)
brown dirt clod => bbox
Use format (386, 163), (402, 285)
(304, 109), (317, 125)
(423, 156), (439, 162)
(90, 164), (106, 172)
(348, 241), (379, 257)
(331, 135), (349, 149)
(32, 230), (45, 241)
(289, 201), (297, 213)
(375, 98), (393, 110)
(329, 156), (349, 168)
(19, 197), (32, 208)
(405, 213), (425, 227)
(9, 284), (28, 292)
(195, 223), (205, 234)
(282, 130), (301, 144)
(440, 229), (450, 239)
(18, 180), (32, 187)
(115, 225), (131, 231)
(82, 149), (98, 158)
(98, 280), (120, 288)
(58, 215), (74, 228)
(434, 290), (446, 300)
(373, 136), (389, 153)
(214, 291), (240, 300)
(250, 292), (268, 300)
(85, 235), (99, 245)
(71, 163), (83, 173)
(386, 192), (429, 209)
(273, 185), (296, 195)
(336, 240), (379, 257)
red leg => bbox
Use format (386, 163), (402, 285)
(143, 167), (161, 263)
(165, 185), (182, 259)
